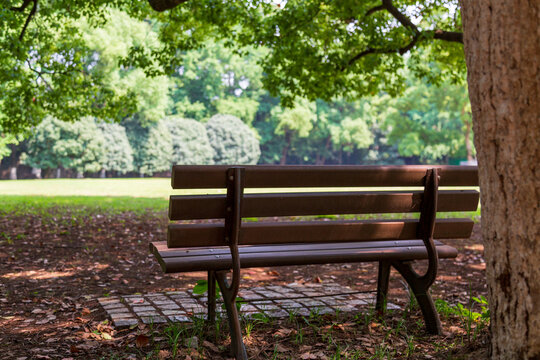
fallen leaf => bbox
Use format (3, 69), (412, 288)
(81, 308), (91, 316)
(69, 345), (79, 353)
(135, 334), (149, 348)
(300, 352), (317, 359)
(203, 340), (219, 352)
(157, 350), (171, 359)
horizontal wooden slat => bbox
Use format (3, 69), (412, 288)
(168, 218), (474, 247)
(171, 165), (478, 189)
(150, 240), (458, 273)
(169, 190), (479, 220)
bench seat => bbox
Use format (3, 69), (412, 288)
(150, 239), (458, 273)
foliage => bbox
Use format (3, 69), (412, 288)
(24, 116), (105, 174)
(329, 116), (373, 153)
(81, 9), (171, 124)
(97, 121), (134, 174)
(0, 132), (20, 161)
(383, 76), (472, 163)
(0, 0), (140, 133)
(1, 2), (475, 167)
(162, 116), (214, 165)
(143, 0), (466, 106)
(124, 118), (172, 176)
(170, 40), (266, 123)
(205, 114), (261, 165)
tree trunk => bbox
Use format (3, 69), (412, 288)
(461, 105), (474, 161)
(280, 131), (291, 165)
(7, 143), (20, 180)
(56, 168), (61, 178)
(8, 166), (17, 180)
(100, 169), (106, 178)
(461, 1), (539, 358)
(31, 168), (41, 179)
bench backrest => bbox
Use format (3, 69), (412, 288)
(167, 165), (479, 248)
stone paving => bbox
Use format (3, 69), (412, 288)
(98, 283), (400, 328)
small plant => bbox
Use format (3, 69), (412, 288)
(251, 312), (271, 324)
(164, 323), (185, 358)
(405, 335), (415, 358)
(370, 341), (395, 359)
(244, 321), (255, 338)
(435, 292), (490, 343)
(294, 327), (304, 344)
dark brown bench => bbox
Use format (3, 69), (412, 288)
(150, 165), (479, 360)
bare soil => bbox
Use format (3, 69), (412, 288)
(0, 210), (489, 359)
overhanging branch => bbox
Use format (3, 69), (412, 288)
(10, 0), (38, 40)
(147, 0), (190, 12)
(344, 32), (420, 70)
(433, 30), (463, 43)
(344, 1), (462, 70)
(17, 0), (37, 41)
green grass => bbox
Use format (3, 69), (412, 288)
(0, 195), (168, 214)
(0, 178), (480, 220)
(0, 178), (193, 198)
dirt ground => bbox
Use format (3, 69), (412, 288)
(0, 210), (489, 359)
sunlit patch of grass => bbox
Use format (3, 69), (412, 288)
(0, 195), (168, 215)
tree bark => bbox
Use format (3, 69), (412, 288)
(461, 1), (539, 358)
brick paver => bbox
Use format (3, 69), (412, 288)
(98, 282), (400, 328)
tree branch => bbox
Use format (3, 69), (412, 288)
(147, 0), (190, 12)
(9, 0), (32, 11)
(344, 1), (462, 70)
(381, 0), (419, 33)
(11, 0), (38, 41)
(344, 32), (420, 70)
(433, 29), (463, 43)
(26, 59), (53, 90)
(365, 5), (385, 17)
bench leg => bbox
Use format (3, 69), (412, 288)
(392, 261), (442, 335)
(207, 271), (216, 327)
(375, 261), (391, 315)
(215, 271), (248, 360)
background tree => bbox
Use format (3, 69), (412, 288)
(124, 118), (173, 176)
(162, 116), (214, 165)
(383, 75), (473, 163)
(24, 117), (104, 177)
(171, 41), (265, 124)
(1, 1), (138, 133)
(205, 114), (260, 165)
(270, 100), (316, 164)
(97, 121), (134, 177)
(81, 9), (172, 124)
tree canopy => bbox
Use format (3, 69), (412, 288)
(1, 0), (466, 133)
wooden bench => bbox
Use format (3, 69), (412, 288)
(150, 165), (479, 359)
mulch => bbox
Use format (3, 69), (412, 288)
(0, 209), (489, 359)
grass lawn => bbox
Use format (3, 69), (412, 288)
(0, 178), (480, 219)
